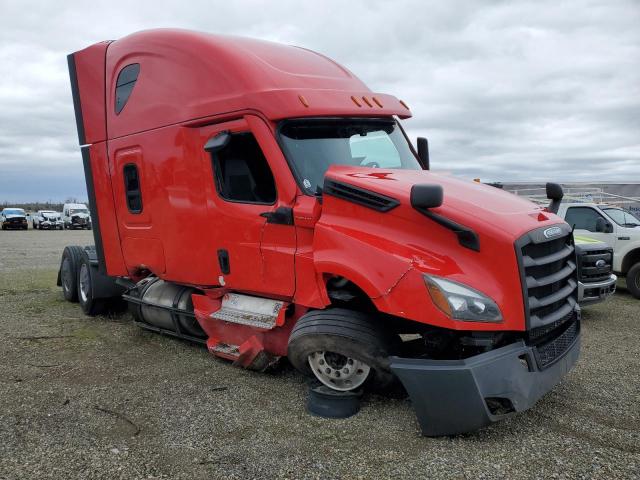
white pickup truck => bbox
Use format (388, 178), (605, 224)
(557, 203), (640, 299)
(32, 210), (64, 230)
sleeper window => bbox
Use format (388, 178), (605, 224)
(211, 133), (276, 204)
(123, 164), (143, 213)
(115, 63), (140, 114)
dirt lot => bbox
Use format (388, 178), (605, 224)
(0, 229), (638, 479)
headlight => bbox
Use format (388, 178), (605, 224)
(424, 275), (502, 322)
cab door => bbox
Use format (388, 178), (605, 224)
(564, 206), (617, 249)
(198, 115), (297, 298)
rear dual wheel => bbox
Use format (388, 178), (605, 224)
(77, 255), (107, 316)
(60, 246), (83, 302)
(59, 246), (112, 315)
(288, 308), (395, 392)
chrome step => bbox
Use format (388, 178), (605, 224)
(211, 293), (285, 330)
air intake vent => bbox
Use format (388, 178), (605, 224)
(323, 179), (400, 212)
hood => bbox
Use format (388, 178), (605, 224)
(323, 166), (563, 243)
(42, 213), (60, 220)
(574, 235), (606, 246)
(315, 166), (571, 332)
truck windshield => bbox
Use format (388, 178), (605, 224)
(70, 209), (88, 214)
(279, 118), (422, 194)
(602, 207), (640, 227)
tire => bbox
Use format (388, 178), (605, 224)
(627, 263), (640, 299)
(288, 308), (395, 392)
(60, 246), (83, 302)
(77, 251), (108, 316)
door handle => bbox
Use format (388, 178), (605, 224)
(260, 206), (294, 225)
(618, 236), (630, 240)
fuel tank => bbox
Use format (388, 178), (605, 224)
(132, 277), (206, 338)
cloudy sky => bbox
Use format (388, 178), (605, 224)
(0, 0), (638, 202)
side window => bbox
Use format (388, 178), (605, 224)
(565, 207), (606, 232)
(123, 164), (143, 214)
(115, 63), (140, 114)
(210, 132), (276, 204)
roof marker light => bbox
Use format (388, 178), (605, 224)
(362, 96), (373, 107)
(350, 95), (362, 107)
(298, 94), (309, 107)
(372, 96), (383, 108)
(399, 100), (410, 110)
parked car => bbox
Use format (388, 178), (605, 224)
(33, 210), (64, 230)
(62, 203), (92, 230)
(557, 203), (640, 298)
(59, 29), (582, 437)
(1, 208), (28, 230)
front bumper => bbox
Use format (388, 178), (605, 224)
(40, 221), (62, 229)
(390, 321), (580, 436)
(578, 274), (616, 306)
(3, 220), (27, 229)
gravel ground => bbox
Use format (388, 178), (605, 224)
(0, 229), (638, 479)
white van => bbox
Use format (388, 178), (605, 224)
(62, 203), (92, 230)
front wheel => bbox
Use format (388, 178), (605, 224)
(627, 263), (640, 299)
(288, 308), (395, 392)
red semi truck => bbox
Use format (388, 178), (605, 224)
(60, 29), (581, 436)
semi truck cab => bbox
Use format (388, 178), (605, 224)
(62, 29), (582, 436)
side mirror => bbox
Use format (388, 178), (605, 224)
(411, 184), (443, 210)
(417, 137), (430, 170)
(204, 131), (231, 153)
(595, 217), (613, 233)
(546, 182), (564, 201)
(546, 182), (564, 214)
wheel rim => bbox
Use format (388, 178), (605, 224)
(61, 258), (73, 293)
(79, 263), (90, 303)
(308, 351), (370, 391)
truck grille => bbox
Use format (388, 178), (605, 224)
(516, 224), (578, 330)
(534, 317), (579, 368)
(577, 248), (613, 282)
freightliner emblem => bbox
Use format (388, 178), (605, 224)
(543, 226), (563, 239)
